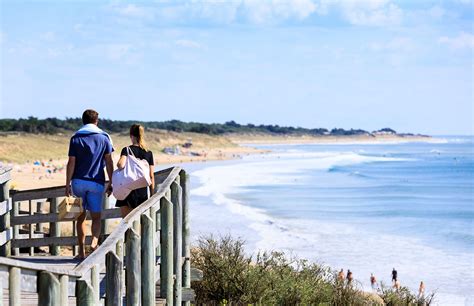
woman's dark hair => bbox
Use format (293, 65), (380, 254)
(82, 109), (99, 125)
(130, 124), (148, 151)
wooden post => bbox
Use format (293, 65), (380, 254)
(106, 251), (123, 306)
(126, 228), (141, 306)
(0, 175), (11, 257)
(160, 197), (173, 304)
(91, 264), (100, 304)
(171, 181), (182, 306)
(38, 271), (60, 306)
(49, 197), (60, 255)
(12, 201), (19, 256)
(116, 239), (124, 261)
(29, 200), (34, 256)
(150, 205), (160, 259)
(59, 275), (69, 306)
(141, 214), (155, 306)
(72, 221), (78, 256)
(9, 266), (20, 306)
(180, 171), (191, 302)
(35, 200), (45, 233)
(101, 194), (109, 240)
(76, 279), (95, 306)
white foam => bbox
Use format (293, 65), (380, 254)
(189, 150), (471, 305)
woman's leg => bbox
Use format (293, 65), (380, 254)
(120, 206), (133, 218)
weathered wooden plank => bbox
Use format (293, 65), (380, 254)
(28, 200), (34, 256)
(105, 252), (122, 306)
(0, 180), (11, 257)
(0, 168), (11, 186)
(160, 197), (173, 304)
(0, 257), (81, 277)
(38, 271), (60, 306)
(12, 202), (19, 256)
(126, 228), (141, 306)
(11, 207), (122, 226)
(0, 199), (12, 216)
(76, 279), (95, 306)
(91, 265), (100, 304)
(59, 275), (69, 306)
(0, 228), (12, 246)
(9, 266), (20, 306)
(171, 181), (183, 306)
(180, 170), (191, 294)
(49, 197), (60, 255)
(141, 214), (155, 306)
(11, 235), (105, 249)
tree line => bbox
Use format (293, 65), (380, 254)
(0, 117), (398, 136)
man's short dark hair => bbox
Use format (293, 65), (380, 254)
(82, 109), (99, 125)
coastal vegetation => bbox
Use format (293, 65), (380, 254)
(191, 235), (435, 305)
(0, 117), (413, 137)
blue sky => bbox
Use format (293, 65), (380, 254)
(0, 0), (472, 135)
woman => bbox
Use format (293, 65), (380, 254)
(116, 124), (155, 217)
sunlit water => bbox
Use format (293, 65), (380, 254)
(185, 136), (473, 305)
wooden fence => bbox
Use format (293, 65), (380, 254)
(0, 166), (197, 305)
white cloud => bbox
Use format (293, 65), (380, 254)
(369, 37), (414, 52)
(242, 0), (318, 24)
(335, 0), (403, 26)
(175, 39), (202, 49)
(114, 4), (153, 19)
(438, 32), (474, 49)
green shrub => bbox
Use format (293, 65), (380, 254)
(378, 282), (436, 306)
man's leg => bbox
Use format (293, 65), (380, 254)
(76, 211), (87, 258)
(90, 212), (101, 250)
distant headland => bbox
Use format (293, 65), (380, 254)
(0, 117), (428, 138)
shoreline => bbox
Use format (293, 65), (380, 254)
(2, 133), (444, 191)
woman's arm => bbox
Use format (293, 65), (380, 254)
(117, 155), (126, 169)
(149, 165), (155, 195)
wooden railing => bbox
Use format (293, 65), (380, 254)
(0, 166), (195, 305)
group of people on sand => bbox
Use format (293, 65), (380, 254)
(338, 267), (426, 298)
(66, 109), (155, 259)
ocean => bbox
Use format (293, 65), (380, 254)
(184, 136), (473, 305)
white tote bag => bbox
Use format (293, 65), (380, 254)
(112, 147), (152, 200)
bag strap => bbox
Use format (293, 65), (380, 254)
(127, 146), (136, 158)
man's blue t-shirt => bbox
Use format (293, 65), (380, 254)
(68, 133), (114, 184)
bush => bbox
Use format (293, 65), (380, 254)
(378, 282), (436, 306)
(191, 235), (377, 305)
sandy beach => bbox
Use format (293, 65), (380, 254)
(0, 131), (440, 190)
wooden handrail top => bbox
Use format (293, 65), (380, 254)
(10, 166), (175, 202)
(0, 256), (82, 277)
(73, 166), (183, 275)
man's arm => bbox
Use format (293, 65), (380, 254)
(104, 153), (114, 196)
(149, 165), (155, 195)
(66, 156), (76, 196)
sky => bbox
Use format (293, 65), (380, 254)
(0, 0), (473, 135)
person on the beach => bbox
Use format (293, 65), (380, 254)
(115, 124), (155, 217)
(66, 109), (114, 259)
(370, 273), (377, 290)
(346, 270), (353, 284)
(393, 279), (401, 291)
(392, 268), (398, 283)
(337, 269), (345, 282)
(418, 281), (425, 298)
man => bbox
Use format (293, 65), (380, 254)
(66, 109), (114, 259)
(392, 268), (398, 283)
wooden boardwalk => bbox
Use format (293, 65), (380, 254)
(0, 166), (199, 305)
